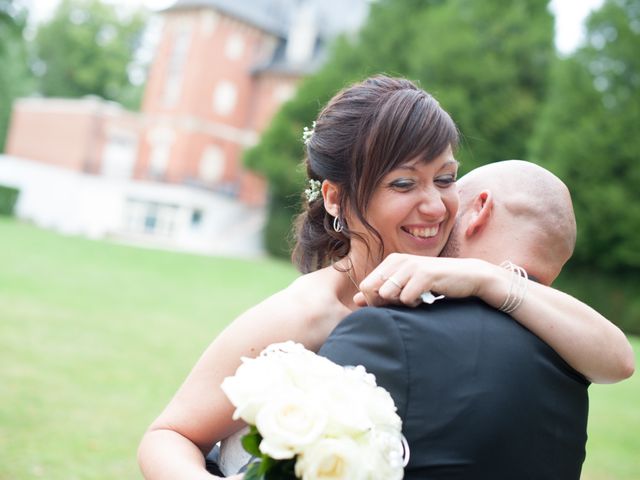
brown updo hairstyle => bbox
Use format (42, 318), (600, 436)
(292, 75), (459, 274)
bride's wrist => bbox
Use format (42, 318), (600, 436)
(475, 261), (512, 309)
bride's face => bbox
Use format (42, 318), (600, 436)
(347, 146), (459, 270)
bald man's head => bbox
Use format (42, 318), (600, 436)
(442, 160), (576, 285)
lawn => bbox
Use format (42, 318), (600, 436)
(0, 218), (638, 479)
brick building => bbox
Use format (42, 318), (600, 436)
(2, 0), (369, 256)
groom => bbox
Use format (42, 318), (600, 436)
(319, 161), (589, 479)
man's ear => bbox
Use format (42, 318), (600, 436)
(465, 190), (493, 238)
(322, 180), (341, 217)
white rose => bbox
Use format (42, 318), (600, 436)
(361, 385), (402, 431)
(311, 375), (374, 436)
(295, 438), (368, 480)
(365, 428), (405, 480)
(310, 365), (399, 438)
(280, 348), (345, 392)
(340, 365), (401, 430)
(343, 364), (377, 387)
(260, 341), (308, 357)
(256, 392), (328, 459)
(221, 354), (291, 424)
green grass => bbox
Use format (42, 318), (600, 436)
(582, 345), (640, 480)
(0, 218), (638, 479)
(0, 218), (299, 479)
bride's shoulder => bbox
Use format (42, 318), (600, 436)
(275, 267), (340, 312)
(226, 266), (345, 350)
(247, 267), (339, 322)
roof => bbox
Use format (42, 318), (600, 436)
(164, 0), (293, 36)
(164, 0), (369, 39)
(251, 37), (324, 76)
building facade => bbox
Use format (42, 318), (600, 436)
(3, 0), (369, 256)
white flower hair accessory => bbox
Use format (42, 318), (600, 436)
(304, 179), (322, 202)
(302, 121), (316, 145)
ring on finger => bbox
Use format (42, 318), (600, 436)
(386, 275), (403, 290)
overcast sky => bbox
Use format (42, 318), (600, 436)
(23, 0), (605, 54)
(549, 0), (605, 53)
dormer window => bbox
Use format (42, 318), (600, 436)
(285, 2), (317, 65)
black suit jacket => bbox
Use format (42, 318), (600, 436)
(319, 298), (589, 480)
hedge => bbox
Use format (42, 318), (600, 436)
(555, 266), (640, 336)
(0, 185), (19, 216)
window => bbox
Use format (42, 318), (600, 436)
(144, 204), (158, 232)
(199, 145), (225, 183)
(125, 199), (179, 237)
(101, 130), (138, 178)
(212, 80), (238, 116)
(225, 32), (245, 60)
(200, 10), (218, 36)
(163, 20), (192, 108)
(191, 209), (203, 228)
(147, 127), (175, 178)
(273, 83), (295, 104)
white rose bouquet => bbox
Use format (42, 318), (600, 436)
(221, 341), (407, 480)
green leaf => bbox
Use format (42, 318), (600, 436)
(266, 458), (297, 479)
(244, 462), (265, 480)
(258, 455), (274, 475)
(241, 428), (263, 457)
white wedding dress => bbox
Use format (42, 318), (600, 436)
(217, 427), (252, 476)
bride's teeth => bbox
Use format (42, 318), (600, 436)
(407, 227), (438, 238)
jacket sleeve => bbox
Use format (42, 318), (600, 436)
(318, 307), (409, 421)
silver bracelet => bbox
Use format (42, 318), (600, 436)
(498, 261), (529, 313)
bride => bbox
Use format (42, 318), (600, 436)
(138, 76), (633, 479)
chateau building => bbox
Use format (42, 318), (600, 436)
(2, 0), (369, 256)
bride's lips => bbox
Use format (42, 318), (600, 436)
(402, 225), (439, 238)
(401, 223), (443, 247)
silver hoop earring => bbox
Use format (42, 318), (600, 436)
(333, 216), (343, 233)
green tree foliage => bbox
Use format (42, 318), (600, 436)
(0, 0), (32, 152)
(246, 0), (554, 257)
(407, 0), (554, 170)
(0, 0), (24, 47)
(33, 0), (148, 110)
(530, 0), (640, 272)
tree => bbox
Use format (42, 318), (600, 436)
(33, 0), (148, 109)
(405, 0), (554, 171)
(246, 0), (555, 257)
(530, 0), (640, 272)
(0, 0), (32, 152)
(0, 0), (24, 50)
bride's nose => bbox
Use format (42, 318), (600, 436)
(417, 187), (446, 218)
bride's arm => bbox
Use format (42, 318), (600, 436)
(356, 254), (635, 384)
(138, 283), (325, 480)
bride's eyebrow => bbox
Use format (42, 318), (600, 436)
(396, 158), (423, 170)
(442, 160), (460, 169)
(396, 164), (418, 171)
(397, 159), (459, 171)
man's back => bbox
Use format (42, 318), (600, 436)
(319, 298), (588, 479)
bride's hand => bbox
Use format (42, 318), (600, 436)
(355, 254), (494, 307)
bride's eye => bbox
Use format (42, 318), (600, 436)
(388, 178), (416, 191)
(435, 174), (457, 187)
